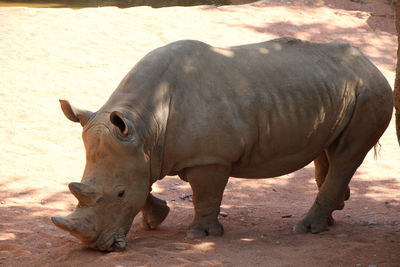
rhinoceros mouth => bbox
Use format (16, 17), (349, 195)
(92, 231), (127, 252)
(111, 236), (127, 251)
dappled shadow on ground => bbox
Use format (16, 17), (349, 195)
(318, 0), (396, 34)
(0, 179), (81, 266)
(2, 162), (399, 266)
(230, 20), (395, 72)
(124, 165), (400, 266)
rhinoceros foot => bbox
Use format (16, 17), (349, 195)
(141, 198), (170, 230)
(293, 214), (335, 234)
(187, 221), (224, 239)
(292, 199), (338, 235)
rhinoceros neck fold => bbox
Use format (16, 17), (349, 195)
(102, 82), (172, 183)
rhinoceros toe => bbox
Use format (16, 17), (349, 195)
(293, 215), (332, 234)
(187, 221), (224, 239)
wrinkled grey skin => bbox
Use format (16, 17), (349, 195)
(52, 37), (393, 251)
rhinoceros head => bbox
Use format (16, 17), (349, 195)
(52, 100), (151, 251)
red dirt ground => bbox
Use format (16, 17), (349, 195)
(0, 0), (399, 266)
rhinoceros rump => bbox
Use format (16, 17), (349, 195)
(52, 38), (393, 251)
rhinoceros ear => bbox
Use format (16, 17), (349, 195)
(59, 99), (94, 127)
(110, 111), (129, 136)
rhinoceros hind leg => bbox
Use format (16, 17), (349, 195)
(141, 194), (170, 230)
(313, 151), (349, 227)
(313, 151), (337, 227)
(295, 94), (391, 234)
(314, 151), (329, 190)
(182, 164), (230, 239)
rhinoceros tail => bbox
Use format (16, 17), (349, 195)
(373, 141), (381, 160)
(396, 111), (400, 146)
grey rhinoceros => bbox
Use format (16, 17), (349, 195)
(52, 37), (393, 251)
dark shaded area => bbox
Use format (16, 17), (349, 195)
(0, 0), (257, 8)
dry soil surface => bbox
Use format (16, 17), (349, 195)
(0, 0), (399, 266)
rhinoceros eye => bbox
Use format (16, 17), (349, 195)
(117, 190), (125, 198)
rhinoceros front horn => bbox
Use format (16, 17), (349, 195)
(68, 182), (96, 205)
(51, 214), (97, 243)
(51, 216), (76, 232)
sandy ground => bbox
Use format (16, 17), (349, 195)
(0, 0), (399, 266)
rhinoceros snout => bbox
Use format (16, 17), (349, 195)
(52, 214), (128, 251)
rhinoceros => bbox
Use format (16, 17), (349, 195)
(52, 37), (393, 251)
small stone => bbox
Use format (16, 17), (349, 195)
(0, 201), (5, 205)
(219, 211), (228, 217)
(272, 188), (277, 192)
(367, 265), (377, 267)
(275, 241), (281, 245)
(46, 242), (52, 248)
(179, 194), (193, 202)
(174, 182), (180, 185)
(40, 200), (47, 205)
(335, 233), (349, 239)
(281, 214), (292, 218)
(175, 246), (186, 250)
(345, 214), (351, 218)
(355, 264), (362, 267)
(169, 187), (177, 191)
(364, 207), (369, 210)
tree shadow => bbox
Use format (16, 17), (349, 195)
(309, 0), (396, 34)
(1, 162), (399, 266)
(121, 163), (400, 266)
(232, 20), (395, 72)
(0, 178), (83, 266)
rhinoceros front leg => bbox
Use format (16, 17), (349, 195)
(182, 164), (229, 239)
(141, 193), (170, 230)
